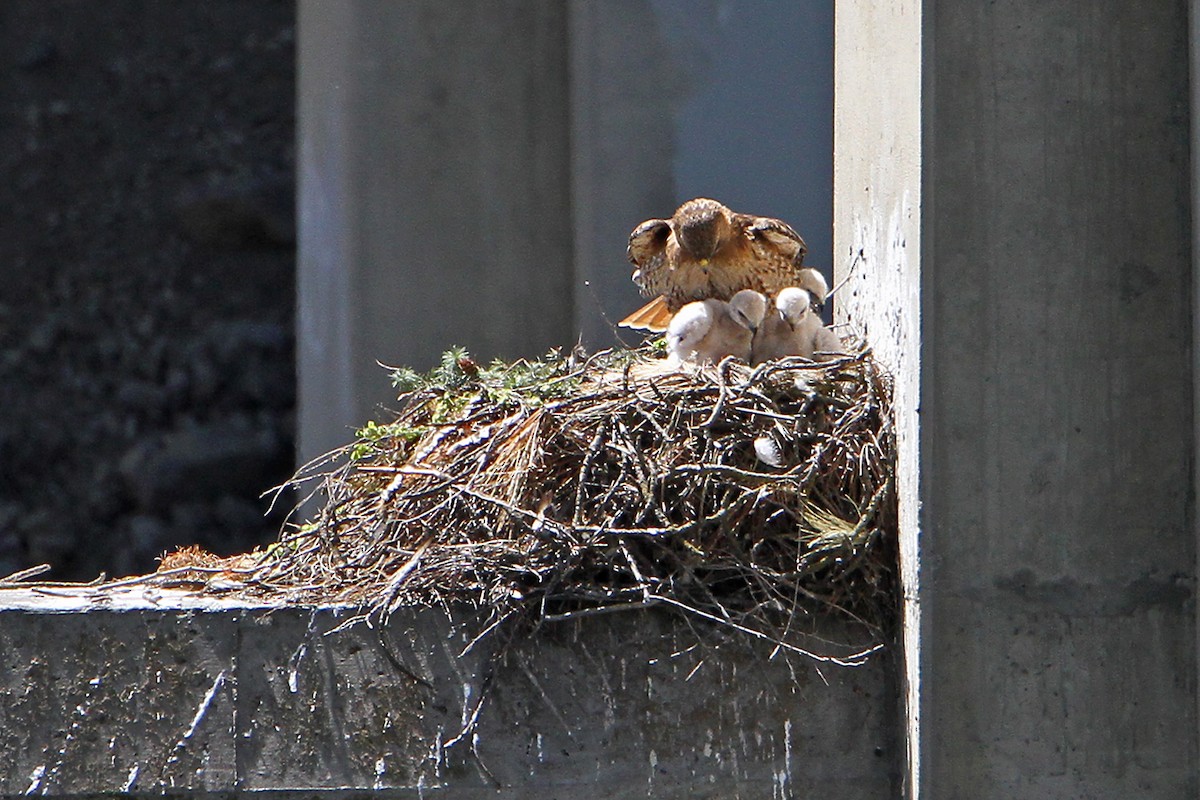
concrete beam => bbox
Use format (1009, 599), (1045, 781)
(836, 1), (1197, 796)
(0, 588), (895, 798)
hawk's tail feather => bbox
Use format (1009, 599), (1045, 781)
(617, 296), (673, 332)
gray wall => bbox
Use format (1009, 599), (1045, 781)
(836, 1), (1197, 796)
(297, 1), (574, 459)
(297, 0), (833, 461)
(570, 1), (833, 344)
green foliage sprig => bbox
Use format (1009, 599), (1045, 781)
(389, 345), (583, 409)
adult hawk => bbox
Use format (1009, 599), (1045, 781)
(619, 197), (820, 332)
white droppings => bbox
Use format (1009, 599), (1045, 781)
(603, 690), (616, 732)
(25, 764), (45, 795)
(784, 718), (793, 781)
(536, 732), (545, 762)
(461, 683), (473, 728)
(184, 670), (226, 740)
(287, 642), (306, 693)
(373, 756), (386, 789)
(122, 764), (139, 793)
(431, 726), (445, 777)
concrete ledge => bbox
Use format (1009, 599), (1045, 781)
(1, 587), (896, 798)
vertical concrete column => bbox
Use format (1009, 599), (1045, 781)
(297, 1), (573, 461)
(836, 2), (1197, 797)
(833, 2), (922, 792)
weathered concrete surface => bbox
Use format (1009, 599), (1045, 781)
(1193, 0), (1200, 768)
(0, 588), (896, 798)
(836, 1), (1198, 797)
(833, 2), (922, 794)
(2, 603), (239, 793)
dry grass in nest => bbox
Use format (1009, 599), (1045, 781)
(231, 342), (897, 666)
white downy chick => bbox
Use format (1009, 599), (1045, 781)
(809, 325), (846, 360)
(796, 267), (830, 306)
(752, 287), (847, 363)
(666, 289), (768, 366)
(794, 270), (845, 359)
(752, 287), (822, 363)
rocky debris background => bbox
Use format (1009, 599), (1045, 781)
(0, 1), (296, 579)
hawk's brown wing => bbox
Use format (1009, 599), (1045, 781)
(627, 218), (674, 298)
(728, 214), (809, 298)
(738, 215), (807, 267)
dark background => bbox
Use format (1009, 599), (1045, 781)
(0, 1), (297, 579)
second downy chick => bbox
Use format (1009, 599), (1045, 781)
(752, 287), (845, 364)
(666, 289), (768, 366)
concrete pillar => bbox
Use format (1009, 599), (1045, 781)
(296, 1), (574, 460)
(836, 2), (1197, 797)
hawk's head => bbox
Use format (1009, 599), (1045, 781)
(774, 287), (814, 330)
(673, 198), (732, 262)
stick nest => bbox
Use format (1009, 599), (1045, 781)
(181, 342), (894, 662)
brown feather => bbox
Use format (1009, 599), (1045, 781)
(618, 296), (673, 332)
